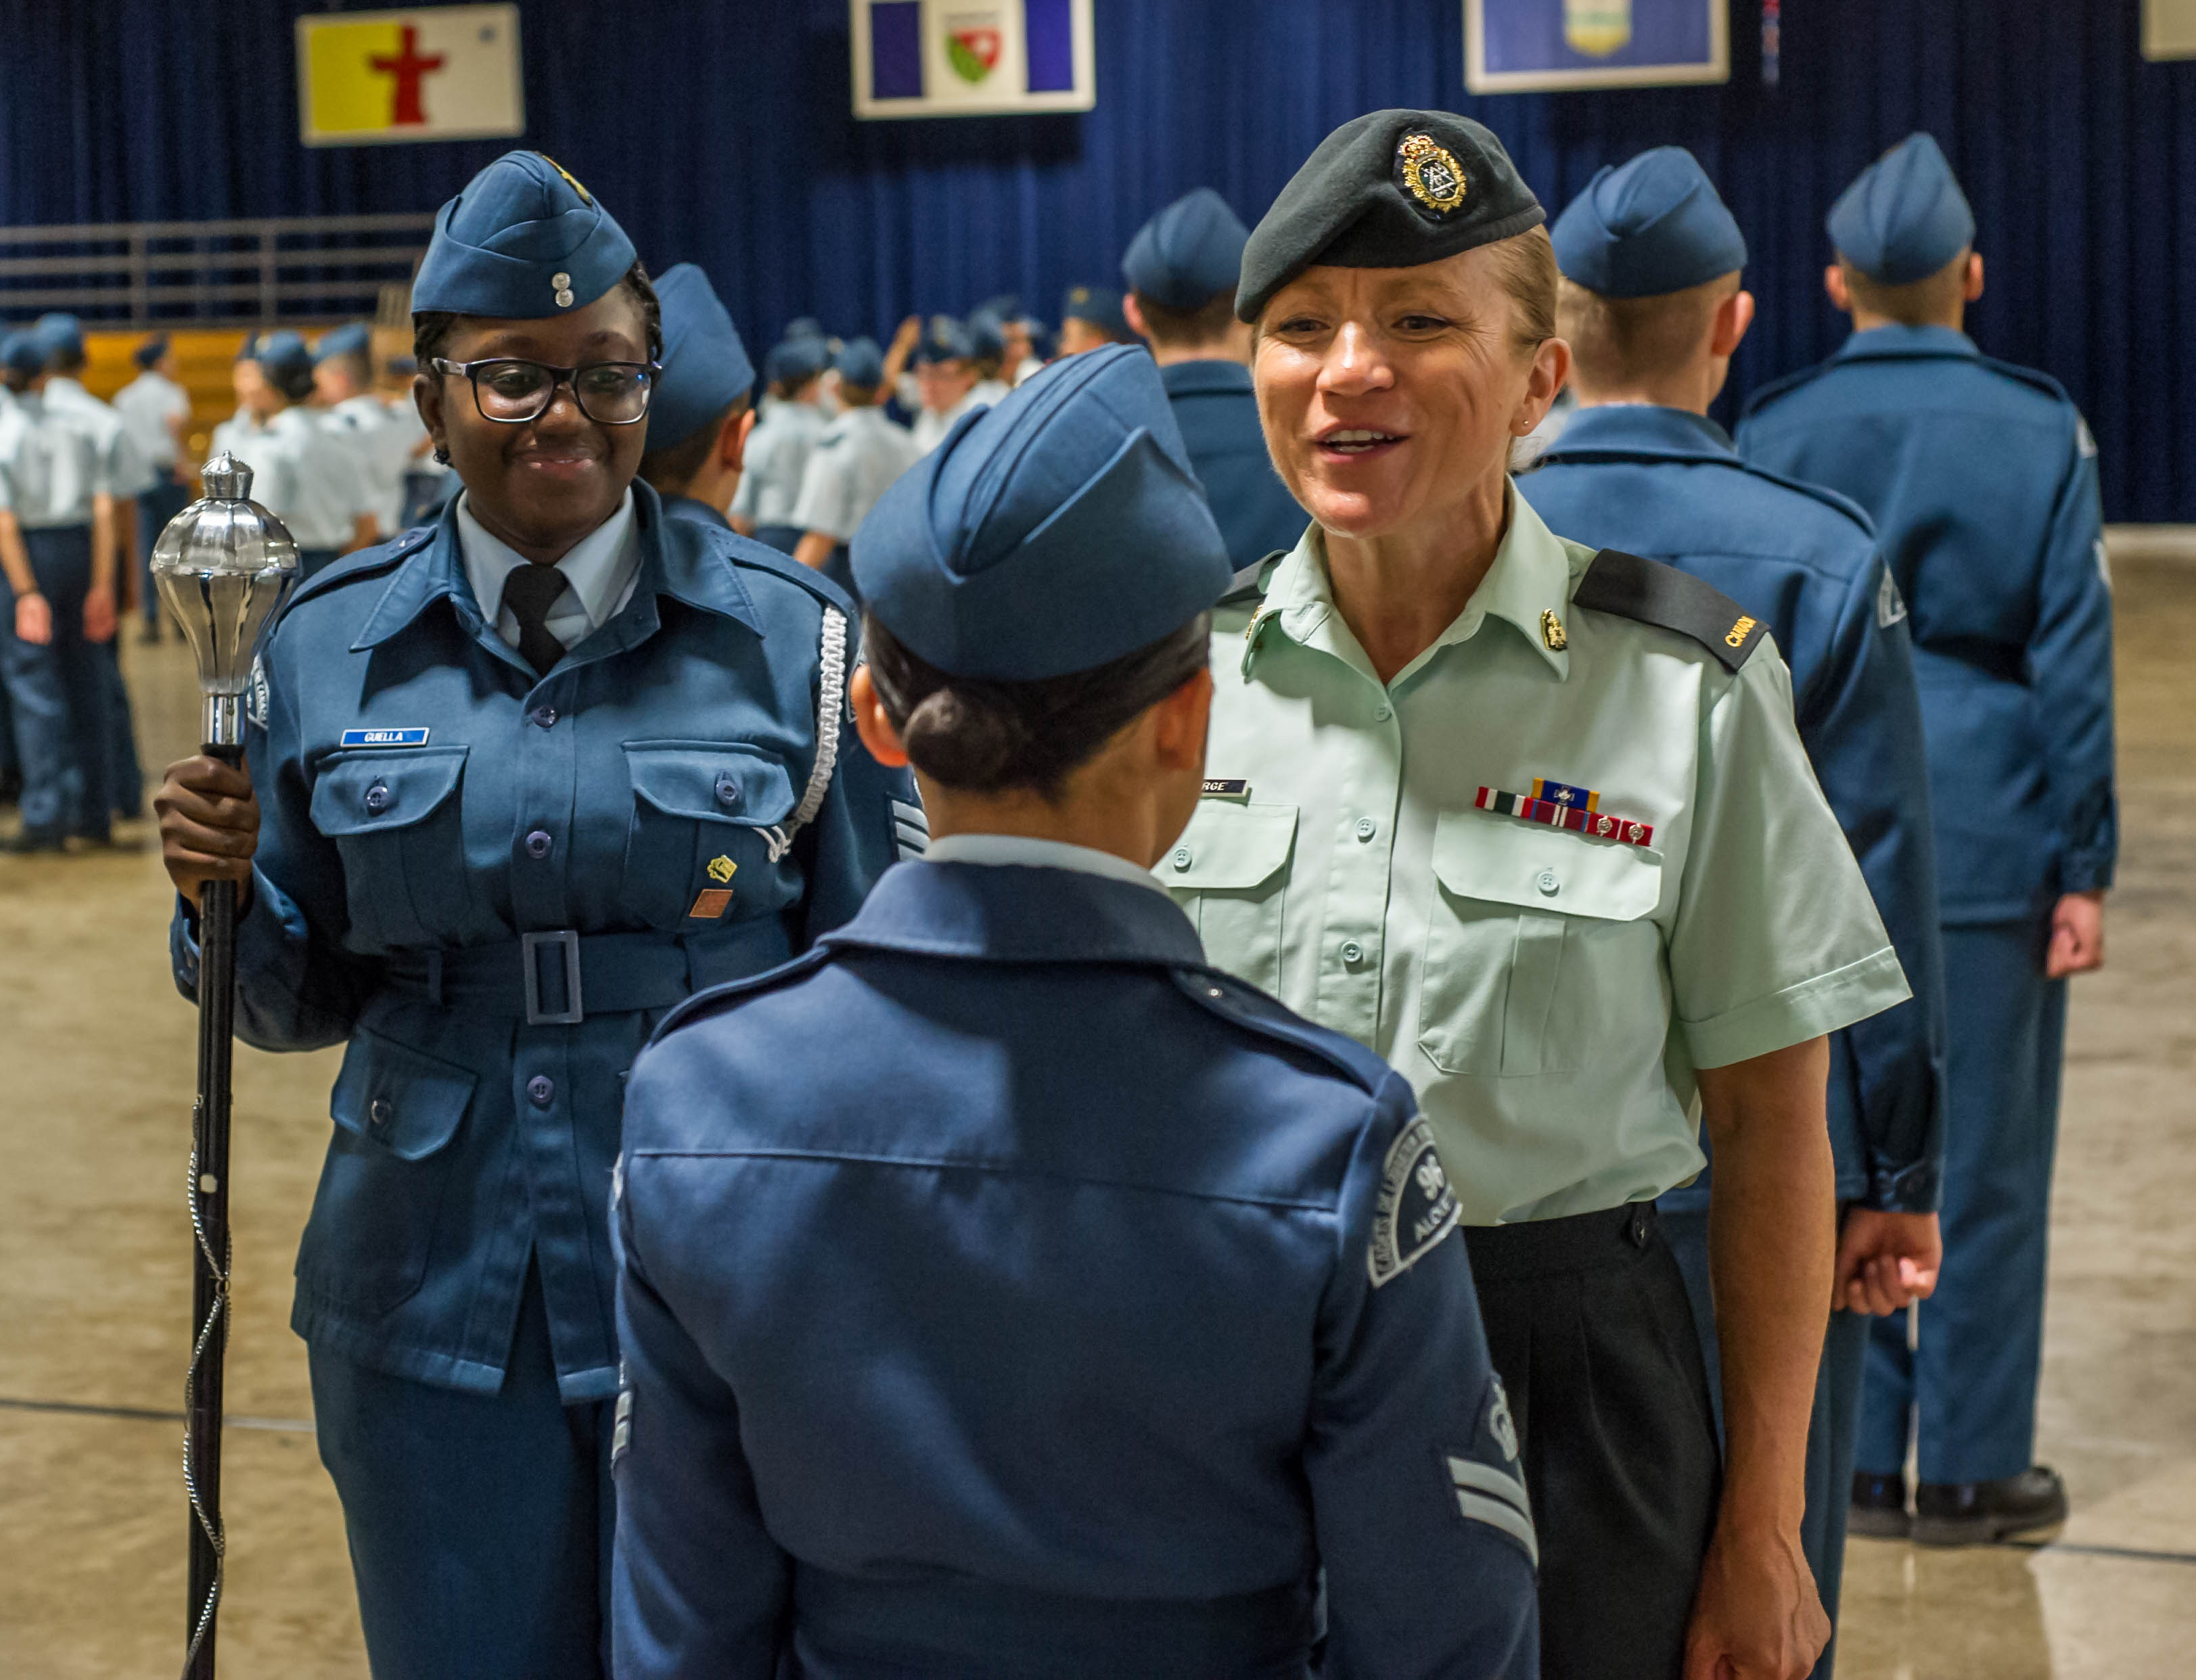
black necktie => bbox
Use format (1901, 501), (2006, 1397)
(501, 563), (570, 677)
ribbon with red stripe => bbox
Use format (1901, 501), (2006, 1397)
(1476, 786), (1653, 848)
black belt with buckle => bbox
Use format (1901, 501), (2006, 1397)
(383, 918), (794, 1025)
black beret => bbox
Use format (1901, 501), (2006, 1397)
(1237, 109), (1546, 322)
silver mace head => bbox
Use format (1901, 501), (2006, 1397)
(151, 453), (301, 747)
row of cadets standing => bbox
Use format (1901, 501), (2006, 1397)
(227, 331), (375, 577)
(1176, 109), (1911, 1680)
(111, 333), (194, 643)
(34, 314), (150, 828)
(1517, 145), (1949, 1680)
(152, 150), (912, 1679)
(730, 331), (829, 553)
(1738, 134), (2115, 1549)
(314, 321), (426, 542)
(0, 327), (122, 851)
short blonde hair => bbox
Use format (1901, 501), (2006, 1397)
(1488, 226), (1559, 350)
(1557, 271), (1738, 390)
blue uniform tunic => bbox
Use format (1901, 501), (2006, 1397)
(171, 482), (907, 1397)
(1160, 360), (1307, 566)
(1738, 325), (2116, 1487)
(1521, 401), (1948, 1675)
(660, 492), (731, 532)
(612, 855), (1540, 1679)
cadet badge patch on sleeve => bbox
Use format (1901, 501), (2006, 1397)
(1368, 1117), (1461, 1288)
(246, 653), (269, 731)
(1877, 567), (1908, 629)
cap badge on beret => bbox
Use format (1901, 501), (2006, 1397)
(1398, 133), (1468, 216)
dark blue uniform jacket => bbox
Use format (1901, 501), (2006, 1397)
(170, 483), (911, 1400)
(1738, 326), (2117, 925)
(1162, 359), (1308, 565)
(1523, 404), (1947, 1211)
(612, 860), (1540, 1680)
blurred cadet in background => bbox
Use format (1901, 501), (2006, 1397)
(112, 333), (192, 643)
(239, 329), (375, 578)
(731, 331), (829, 553)
(636, 262), (758, 533)
(1057, 283), (1137, 355)
(789, 335), (919, 599)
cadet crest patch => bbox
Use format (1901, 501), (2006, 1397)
(1397, 133), (1469, 216)
(1486, 1378), (1520, 1462)
(1368, 1117), (1461, 1288)
(246, 653), (269, 730)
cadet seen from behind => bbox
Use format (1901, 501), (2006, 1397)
(611, 343), (1537, 1679)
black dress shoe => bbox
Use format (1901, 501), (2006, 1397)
(1913, 1466), (2069, 1546)
(1848, 1471), (1911, 1538)
(2, 827), (67, 854)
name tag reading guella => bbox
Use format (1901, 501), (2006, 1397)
(340, 728), (432, 749)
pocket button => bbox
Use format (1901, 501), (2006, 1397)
(714, 774), (741, 810)
(1340, 939), (1365, 964)
(1354, 816), (1377, 840)
(525, 829), (553, 860)
(363, 779), (390, 815)
(1536, 870), (1559, 896)
(1170, 846), (1192, 871)
(368, 1096), (393, 1132)
(527, 1075), (555, 1109)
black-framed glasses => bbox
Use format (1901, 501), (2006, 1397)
(430, 357), (662, 425)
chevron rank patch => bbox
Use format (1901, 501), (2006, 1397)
(1477, 785), (1653, 849)
(891, 797), (929, 862)
(1368, 1118), (1461, 1288)
(1446, 1441), (1538, 1566)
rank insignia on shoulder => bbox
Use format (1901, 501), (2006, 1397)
(1477, 785), (1653, 849)
(1369, 1117), (1461, 1288)
(1539, 609), (1567, 651)
(1202, 778), (1250, 798)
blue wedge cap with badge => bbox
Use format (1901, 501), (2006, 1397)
(649, 262), (756, 450)
(853, 342), (1233, 682)
(1827, 133), (1975, 285)
(1551, 147), (1747, 299)
(1239, 108), (1545, 322)
(1122, 188), (1250, 310)
(910, 314), (975, 366)
(1060, 284), (1130, 339)
(834, 335), (885, 388)
(134, 333), (170, 369)
(411, 150), (635, 319)
(315, 321), (373, 363)
(1, 331), (44, 379)
(32, 313), (84, 359)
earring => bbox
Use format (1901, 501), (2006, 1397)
(433, 444), (451, 466)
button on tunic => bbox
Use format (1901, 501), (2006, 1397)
(1176, 492), (1910, 1225)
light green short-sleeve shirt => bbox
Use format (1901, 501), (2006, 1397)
(1170, 490), (1909, 1225)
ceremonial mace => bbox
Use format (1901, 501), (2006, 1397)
(150, 455), (300, 1680)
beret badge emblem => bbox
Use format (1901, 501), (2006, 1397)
(1398, 133), (1468, 214)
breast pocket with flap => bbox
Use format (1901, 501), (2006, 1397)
(1419, 806), (1664, 1078)
(308, 747), (472, 950)
(619, 741), (799, 927)
(1161, 801), (1298, 996)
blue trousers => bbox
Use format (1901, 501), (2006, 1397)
(97, 640), (141, 823)
(0, 526), (112, 837)
(1662, 1205), (1867, 1680)
(309, 1263), (613, 1680)
(135, 470), (193, 626)
(1859, 919), (2067, 1485)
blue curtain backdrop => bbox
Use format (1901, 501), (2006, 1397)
(1, 0), (2189, 519)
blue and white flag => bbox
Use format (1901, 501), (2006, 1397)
(1465, 0), (1727, 92)
(852, 0), (1095, 118)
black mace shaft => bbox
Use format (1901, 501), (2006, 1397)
(184, 741), (244, 1680)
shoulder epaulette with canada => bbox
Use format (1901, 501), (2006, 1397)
(1572, 548), (1769, 674)
(1216, 550), (1289, 610)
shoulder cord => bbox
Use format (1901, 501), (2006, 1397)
(765, 604), (848, 862)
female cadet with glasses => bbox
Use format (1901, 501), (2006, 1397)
(152, 151), (912, 1680)
(608, 345), (1538, 1679)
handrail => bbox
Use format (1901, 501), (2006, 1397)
(0, 212), (434, 329)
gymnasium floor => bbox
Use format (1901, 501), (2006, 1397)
(2, 556), (2191, 1677)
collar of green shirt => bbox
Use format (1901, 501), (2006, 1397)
(1243, 483), (1573, 687)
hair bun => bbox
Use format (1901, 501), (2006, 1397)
(901, 685), (1026, 788)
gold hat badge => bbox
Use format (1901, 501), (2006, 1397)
(1399, 133), (1468, 214)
